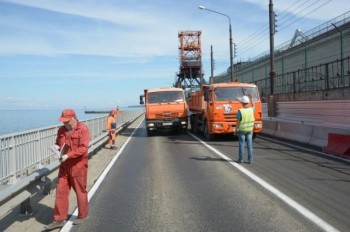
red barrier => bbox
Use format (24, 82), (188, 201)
(322, 133), (350, 159)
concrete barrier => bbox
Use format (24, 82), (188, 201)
(262, 118), (350, 150)
(323, 133), (350, 158)
(260, 120), (276, 136)
(274, 121), (313, 145)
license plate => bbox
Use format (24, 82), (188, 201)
(163, 122), (172, 126)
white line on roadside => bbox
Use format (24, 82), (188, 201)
(61, 119), (144, 232)
(188, 132), (340, 232)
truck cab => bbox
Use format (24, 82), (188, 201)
(140, 87), (188, 136)
(188, 82), (263, 140)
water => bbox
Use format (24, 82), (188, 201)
(0, 107), (135, 136)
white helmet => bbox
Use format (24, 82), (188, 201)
(240, 96), (250, 104)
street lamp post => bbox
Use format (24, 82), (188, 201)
(198, 5), (235, 82)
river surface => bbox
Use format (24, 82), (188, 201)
(0, 107), (135, 135)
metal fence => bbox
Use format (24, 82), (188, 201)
(250, 11), (350, 62)
(256, 56), (350, 97)
(0, 109), (144, 185)
(214, 11), (350, 97)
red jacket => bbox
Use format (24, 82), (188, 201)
(56, 122), (90, 165)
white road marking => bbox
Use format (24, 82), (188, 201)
(61, 120), (143, 232)
(188, 132), (340, 232)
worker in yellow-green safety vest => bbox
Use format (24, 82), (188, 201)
(234, 94), (255, 164)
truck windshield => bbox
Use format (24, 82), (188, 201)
(214, 87), (260, 101)
(148, 91), (185, 103)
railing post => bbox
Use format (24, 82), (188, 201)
(36, 130), (42, 168)
(325, 63), (330, 90)
(293, 72), (296, 93)
(20, 198), (32, 215)
(348, 56), (350, 87)
(42, 176), (52, 195)
(8, 136), (17, 184)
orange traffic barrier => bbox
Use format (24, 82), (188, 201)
(322, 133), (350, 159)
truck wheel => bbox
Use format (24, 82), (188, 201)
(194, 118), (200, 134)
(147, 130), (154, 136)
(190, 116), (195, 133)
(204, 122), (214, 141)
(176, 127), (187, 135)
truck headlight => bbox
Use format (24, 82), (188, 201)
(147, 123), (155, 127)
(181, 121), (187, 125)
(254, 123), (262, 128)
(213, 123), (223, 128)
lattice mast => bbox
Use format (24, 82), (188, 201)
(174, 31), (205, 92)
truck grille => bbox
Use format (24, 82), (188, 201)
(223, 114), (236, 121)
(155, 112), (178, 119)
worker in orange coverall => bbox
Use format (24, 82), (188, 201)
(44, 109), (91, 230)
(106, 108), (119, 149)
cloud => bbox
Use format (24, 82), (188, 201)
(2, 0), (154, 25)
(0, 0), (230, 58)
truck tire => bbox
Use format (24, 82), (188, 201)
(190, 115), (195, 133)
(194, 118), (201, 135)
(204, 121), (214, 141)
(147, 130), (154, 136)
(176, 127), (187, 134)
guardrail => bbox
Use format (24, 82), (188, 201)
(0, 109), (143, 185)
(0, 109), (144, 216)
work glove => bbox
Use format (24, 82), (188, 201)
(60, 154), (69, 162)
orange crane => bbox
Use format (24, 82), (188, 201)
(174, 31), (205, 92)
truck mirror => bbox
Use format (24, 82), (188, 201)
(139, 95), (144, 105)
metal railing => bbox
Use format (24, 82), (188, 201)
(256, 56), (350, 97)
(0, 109), (144, 185)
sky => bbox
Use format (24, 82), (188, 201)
(0, 0), (348, 110)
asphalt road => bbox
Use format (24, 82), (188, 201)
(69, 121), (350, 232)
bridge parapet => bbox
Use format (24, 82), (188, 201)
(262, 101), (350, 157)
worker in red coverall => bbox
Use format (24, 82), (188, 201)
(44, 109), (91, 230)
(106, 108), (118, 149)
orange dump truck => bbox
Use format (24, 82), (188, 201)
(140, 87), (188, 136)
(188, 82), (263, 140)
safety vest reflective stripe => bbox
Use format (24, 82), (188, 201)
(239, 108), (255, 132)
